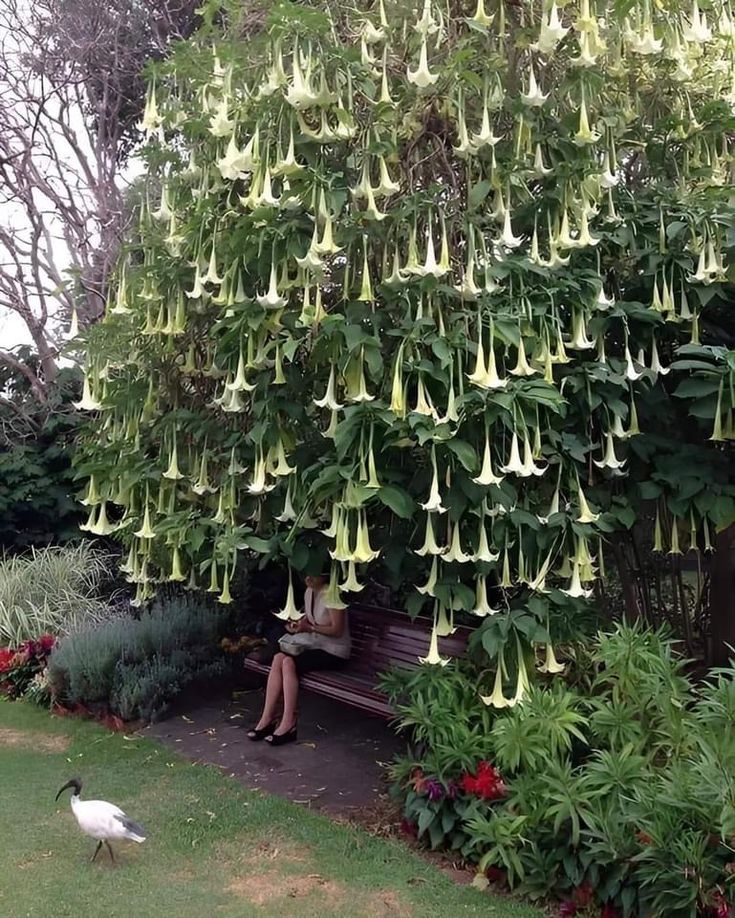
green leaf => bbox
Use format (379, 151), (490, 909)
(446, 439), (477, 472)
(711, 496), (735, 529)
(378, 484), (417, 519)
(431, 338), (452, 368)
(283, 540), (310, 571)
(469, 180), (491, 209)
(406, 591), (427, 620)
(244, 536), (274, 555)
(614, 504), (636, 529)
(417, 805), (435, 837)
(665, 220), (687, 241)
(673, 377), (721, 399)
(638, 481), (662, 500)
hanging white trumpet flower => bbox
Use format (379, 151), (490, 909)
(209, 97), (234, 137)
(419, 608), (450, 666)
(415, 513), (447, 556)
(407, 36), (439, 88)
(521, 65), (548, 107)
(274, 570), (303, 621)
(419, 448), (447, 513)
(532, 1), (569, 54)
(594, 431), (627, 471)
(473, 428), (504, 486)
(416, 557), (439, 596)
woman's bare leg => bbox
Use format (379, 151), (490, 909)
(276, 654), (299, 734)
(255, 653), (285, 729)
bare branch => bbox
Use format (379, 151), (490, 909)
(0, 0), (200, 401)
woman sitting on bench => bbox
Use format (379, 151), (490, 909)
(247, 574), (351, 747)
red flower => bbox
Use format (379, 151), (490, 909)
(37, 634), (55, 654)
(0, 648), (15, 672)
(460, 761), (506, 801)
(709, 892), (731, 918)
(460, 773), (477, 794)
(600, 904), (619, 918)
(635, 829), (653, 845)
(559, 902), (578, 917)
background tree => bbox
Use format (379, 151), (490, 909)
(0, 0), (200, 549)
(76, 0), (734, 675)
(0, 0), (200, 401)
(0, 353), (82, 550)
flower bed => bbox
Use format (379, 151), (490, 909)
(399, 759), (507, 852)
(385, 625), (735, 917)
(0, 635), (55, 702)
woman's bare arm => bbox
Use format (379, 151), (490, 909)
(310, 608), (346, 637)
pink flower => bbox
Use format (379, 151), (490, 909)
(573, 883), (594, 907)
(709, 892), (731, 918)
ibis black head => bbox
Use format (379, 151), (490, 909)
(55, 778), (82, 801)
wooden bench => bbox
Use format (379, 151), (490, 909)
(242, 603), (470, 718)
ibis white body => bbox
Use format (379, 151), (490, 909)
(70, 793), (146, 844)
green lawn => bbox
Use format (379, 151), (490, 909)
(0, 701), (540, 918)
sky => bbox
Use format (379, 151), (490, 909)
(1, 309), (32, 347)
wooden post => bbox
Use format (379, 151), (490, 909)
(708, 524), (735, 667)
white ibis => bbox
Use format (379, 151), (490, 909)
(55, 778), (147, 863)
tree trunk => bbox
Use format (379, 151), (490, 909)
(610, 536), (641, 623)
(708, 524), (735, 667)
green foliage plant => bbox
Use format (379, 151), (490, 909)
(389, 624), (735, 916)
(0, 362), (83, 550)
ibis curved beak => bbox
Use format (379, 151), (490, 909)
(55, 778), (81, 801)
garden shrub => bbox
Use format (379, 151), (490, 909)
(48, 592), (228, 722)
(0, 362), (83, 551)
(381, 662), (500, 850)
(385, 624), (735, 918)
(0, 542), (113, 645)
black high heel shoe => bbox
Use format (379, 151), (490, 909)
(265, 725), (298, 746)
(246, 721), (277, 741)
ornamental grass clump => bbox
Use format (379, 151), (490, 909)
(0, 543), (112, 645)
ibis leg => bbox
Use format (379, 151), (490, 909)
(91, 841), (103, 862)
(106, 841), (115, 863)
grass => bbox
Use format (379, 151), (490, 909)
(0, 701), (541, 918)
